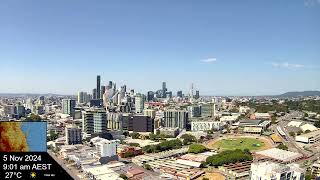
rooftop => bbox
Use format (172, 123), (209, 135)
(297, 129), (320, 138)
(255, 148), (303, 163)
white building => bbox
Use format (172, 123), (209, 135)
(239, 106), (250, 113)
(220, 115), (240, 123)
(295, 129), (320, 144)
(300, 124), (318, 132)
(191, 121), (221, 131)
(287, 121), (303, 128)
(251, 113), (271, 120)
(144, 109), (156, 119)
(250, 161), (305, 180)
(255, 148), (303, 164)
(135, 94), (144, 113)
(93, 138), (119, 158)
(65, 125), (82, 145)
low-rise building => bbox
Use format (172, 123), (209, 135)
(219, 161), (252, 179)
(311, 161), (320, 178)
(300, 124), (318, 132)
(155, 127), (180, 137)
(82, 164), (122, 180)
(250, 161), (305, 180)
(254, 148), (303, 164)
(191, 120), (221, 132)
(295, 129), (320, 144)
(250, 113), (271, 120)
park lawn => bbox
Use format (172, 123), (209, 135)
(212, 138), (265, 151)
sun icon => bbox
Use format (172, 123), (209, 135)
(30, 172), (37, 178)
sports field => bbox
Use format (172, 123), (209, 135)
(209, 137), (266, 151)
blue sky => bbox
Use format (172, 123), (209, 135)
(0, 0), (319, 95)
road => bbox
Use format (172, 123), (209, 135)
(48, 151), (81, 180)
(275, 111), (316, 158)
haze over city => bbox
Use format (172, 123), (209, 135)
(1, 0), (320, 95)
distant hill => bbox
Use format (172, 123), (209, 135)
(278, 91), (320, 97)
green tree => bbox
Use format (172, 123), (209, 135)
(297, 130), (303, 136)
(180, 134), (197, 145)
(304, 130), (311, 134)
(289, 131), (295, 137)
(123, 151), (135, 158)
(206, 149), (253, 167)
(129, 143), (140, 147)
(129, 132), (140, 139)
(47, 130), (59, 141)
(120, 174), (128, 180)
(271, 116), (277, 124)
(188, 144), (208, 154)
(315, 119), (320, 128)
(142, 139), (182, 153)
(144, 164), (152, 170)
(25, 114), (42, 121)
(276, 143), (288, 151)
(305, 170), (312, 180)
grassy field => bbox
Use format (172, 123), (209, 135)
(211, 138), (265, 151)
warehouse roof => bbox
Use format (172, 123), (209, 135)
(255, 148), (303, 163)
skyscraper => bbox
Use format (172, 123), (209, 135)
(78, 91), (87, 104)
(108, 81), (113, 90)
(162, 82), (167, 98)
(101, 85), (106, 100)
(190, 83), (194, 99)
(201, 103), (215, 118)
(93, 88), (97, 99)
(177, 91), (183, 98)
(62, 99), (76, 117)
(195, 90), (200, 99)
(94, 111), (107, 133)
(147, 91), (154, 102)
(135, 94), (144, 113)
(97, 75), (101, 99)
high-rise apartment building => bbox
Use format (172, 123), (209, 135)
(82, 109), (107, 136)
(201, 103), (215, 118)
(163, 109), (188, 129)
(62, 99), (76, 117)
(187, 105), (202, 118)
(77, 91), (88, 104)
(135, 94), (144, 113)
(93, 111), (107, 133)
(65, 125), (82, 145)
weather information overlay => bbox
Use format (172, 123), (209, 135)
(0, 122), (73, 179)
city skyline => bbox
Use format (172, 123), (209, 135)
(1, 1), (320, 95)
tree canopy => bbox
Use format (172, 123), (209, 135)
(206, 149), (252, 167)
(276, 143), (288, 151)
(143, 139), (182, 153)
(180, 134), (197, 145)
(25, 114), (42, 121)
(129, 132), (140, 139)
(188, 144), (208, 154)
